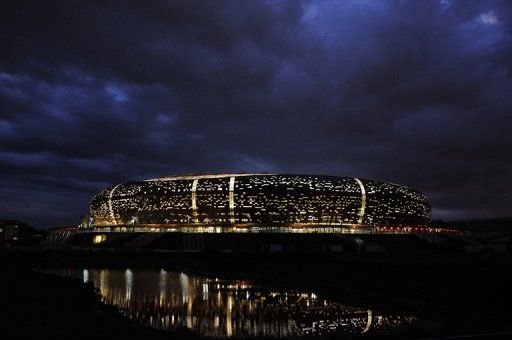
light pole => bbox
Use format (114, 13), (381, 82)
(186, 215), (191, 232)
(130, 216), (137, 232)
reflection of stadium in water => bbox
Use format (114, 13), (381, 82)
(52, 268), (416, 338)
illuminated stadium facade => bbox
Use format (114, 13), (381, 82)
(89, 174), (431, 229)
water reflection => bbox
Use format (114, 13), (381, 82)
(47, 268), (416, 338)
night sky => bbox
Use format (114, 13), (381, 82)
(1, 1), (511, 228)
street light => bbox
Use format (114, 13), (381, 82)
(185, 215), (191, 232)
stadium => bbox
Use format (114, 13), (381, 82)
(89, 174), (431, 230)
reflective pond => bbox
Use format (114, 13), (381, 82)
(44, 268), (417, 338)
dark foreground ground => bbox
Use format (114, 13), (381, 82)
(1, 249), (512, 339)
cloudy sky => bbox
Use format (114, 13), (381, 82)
(1, 0), (511, 227)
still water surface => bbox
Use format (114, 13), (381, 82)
(46, 268), (416, 338)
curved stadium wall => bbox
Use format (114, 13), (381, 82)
(90, 174), (431, 227)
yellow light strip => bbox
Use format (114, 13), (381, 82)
(362, 309), (372, 333)
(354, 178), (366, 224)
(108, 184), (121, 225)
(229, 176), (235, 224)
(145, 173), (273, 181)
(191, 179), (198, 223)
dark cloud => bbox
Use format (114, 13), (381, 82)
(1, 0), (511, 227)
